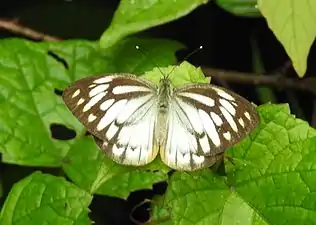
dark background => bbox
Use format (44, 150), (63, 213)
(1, 0), (315, 224)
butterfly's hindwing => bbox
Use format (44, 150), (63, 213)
(62, 74), (159, 166)
(160, 83), (259, 171)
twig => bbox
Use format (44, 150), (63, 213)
(0, 18), (61, 41)
(1, 18), (315, 96)
(201, 67), (316, 96)
(130, 199), (153, 225)
(129, 198), (171, 225)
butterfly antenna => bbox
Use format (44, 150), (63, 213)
(135, 45), (166, 76)
(166, 45), (203, 78)
(183, 45), (203, 62)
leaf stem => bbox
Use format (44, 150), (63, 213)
(1, 18), (314, 95)
(202, 67), (316, 95)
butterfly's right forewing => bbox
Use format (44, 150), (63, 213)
(62, 74), (159, 166)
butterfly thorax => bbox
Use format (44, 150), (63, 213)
(157, 76), (173, 113)
(155, 76), (173, 146)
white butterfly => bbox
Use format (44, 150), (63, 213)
(62, 73), (259, 171)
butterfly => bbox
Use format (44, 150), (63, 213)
(62, 71), (259, 171)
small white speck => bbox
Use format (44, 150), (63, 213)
(72, 89), (80, 98)
(88, 114), (97, 122)
(77, 98), (85, 105)
(223, 131), (231, 141)
(238, 118), (245, 127)
(244, 111), (251, 120)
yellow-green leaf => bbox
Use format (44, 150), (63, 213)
(258, 0), (316, 77)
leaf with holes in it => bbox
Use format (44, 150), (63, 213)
(152, 104), (316, 224)
(0, 171), (92, 225)
(0, 38), (182, 166)
(258, 1), (316, 77)
(99, 0), (208, 49)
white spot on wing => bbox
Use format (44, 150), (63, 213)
(125, 146), (141, 164)
(94, 76), (114, 84)
(106, 122), (119, 140)
(97, 99), (127, 131)
(212, 87), (235, 101)
(177, 153), (191, 166)
(219, 98), (236, 115)
(83, 92), (106, 112)
(102, 140), (108, 147)
(192, 154), (205, 164)
(72, 89), (80, 98)
(199, 135), (210, 154)
(238, 118), (245, 127)
(223, 131), (231, 140)
(100, 99), (115, 111)
(77, 98), (85, 105)
(198, 109), (220, 147)
(244, 111), (251, 120)
(220, 106), (238, 132)
(89, 84), (97, 88)
(89, 84), (109, 97)
(179, 92), (215, 107)
(88, 114), (97, 122)
(112, 85), (150, 94)
(112, 144), (125, 156)
(210, 112), (222, 126)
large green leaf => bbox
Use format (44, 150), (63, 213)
(258, 0), (316, 77)
(0, 172), (92, 225)
(226, 104), (316, 224)
(0, 38), (183, 198)
(152, 104), (316, 224)
(100, 0), (208, 49)
(0, 38), (182, 166)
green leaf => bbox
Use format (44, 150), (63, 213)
(226, 103), (316, 224)
(0, 37), (182, 199)
(216, 0), (261, 17)
(62, 137), (170, 198)
(141, 61), (210, 86)
(258, 0), (316, 77)
(0, 171), (92, 225)
(0, 38), (182, 167)
(153, 171), (267, 225)
(99, 0), (208, 49)
(153, 104), (316, 224)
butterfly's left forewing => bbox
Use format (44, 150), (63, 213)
(62, 74), (159, 166)
(160, 83), (260, 171)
